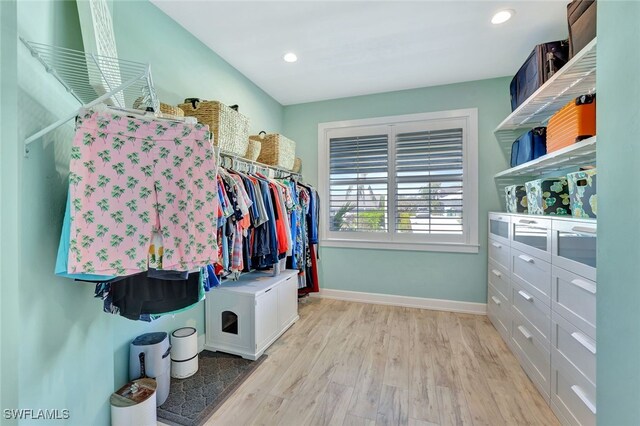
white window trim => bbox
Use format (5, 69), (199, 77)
(317, 109), (479, 254)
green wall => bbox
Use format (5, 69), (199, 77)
(596, 1), (640, 424)
(11, 1), (284, 424)
(1, 0), (20, 422)
(283, 78), (510, 303)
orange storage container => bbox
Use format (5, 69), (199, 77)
(546, 95), (596, 153)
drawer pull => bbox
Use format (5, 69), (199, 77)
(571, 385), (596, 414)
(491, 242), (502, 249)
(518, 254), (535, 264)
(571, 332), (596, 355)
(570, 278), (597, 295)
(571, 226), (597, 234)
(518, 290), (533, 302)
(491, 269), (502, 278)
(517, 325), (533, 340)
(491, 296), (501, 306)
(519, 219), (537, 224)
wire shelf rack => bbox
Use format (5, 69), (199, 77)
(21, 38), (159, 152)
(494, 38), (597, 158)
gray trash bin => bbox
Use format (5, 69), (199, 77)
(129, 332), (171, 406)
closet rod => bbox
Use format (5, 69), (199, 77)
(216, 148), (301, 178)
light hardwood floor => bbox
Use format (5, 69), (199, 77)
(203, 298), (559, 426)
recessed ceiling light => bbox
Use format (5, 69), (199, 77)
(283, 52), (298, 63)
(491, 9), (514, 25)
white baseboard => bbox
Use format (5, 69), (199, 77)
(311, 288), (486, 315)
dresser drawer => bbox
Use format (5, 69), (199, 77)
(512, 282), (551, 344)
(551, 266), (596, 340)
(488, 261), (510, 301)
(489, 213), (511, 246)
(511, 309), (551, 400)
(511, 248), (552, 306)
(488, 284), (510, 344)
(511, 216), (552, 262)
(551, 220), (597, 282)
(489, 239), (510, 271)
(552, 312), (596, 386)
(551, 348), (596, 426)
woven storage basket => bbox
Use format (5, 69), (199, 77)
(292, 157), (302, 173)
(244, 138), (262, 161)
(133, 98), (185, 117)
(178, 99), (250, 156)
(159, 103), (184, 117)
(253, 133), (296, 170)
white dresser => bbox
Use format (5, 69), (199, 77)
(204, 270), (299, 360)
(488, 212), (597, 426)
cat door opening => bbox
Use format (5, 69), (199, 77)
(221, 311), (238, 335)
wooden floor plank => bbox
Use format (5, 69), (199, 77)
(383, 308), (411, 390)
(344, 413), (377, 426)
(305, 382), (354, 426)
(444, 312), (507, 426)
(435, 385), (473, 426)
(347, 304), (392, 420)
(408, 309), (441, 424)
(376, 384), (409, 426)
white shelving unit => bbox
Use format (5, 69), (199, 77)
(493, 39), (597, 199)
(494, 38), (597, 157)
(495, 136), (596, 179)
(20, 38), (159, 155)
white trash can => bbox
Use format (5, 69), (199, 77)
(129, 332), (171, 406)
(110, 378), (157, 426)
(171, 327), (198, 379)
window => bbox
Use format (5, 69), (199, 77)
(318, 109), (478, 253)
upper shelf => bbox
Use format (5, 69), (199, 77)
(21, 38), (160, 151)
(495, 38), (597, 155)
(495, 136), (596, 179)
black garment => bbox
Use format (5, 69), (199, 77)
(110, 272), (200, 320)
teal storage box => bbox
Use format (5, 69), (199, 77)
(525, 177), (571, 215)
(505, 185), (528, 213)
(567, 169), (597, 218)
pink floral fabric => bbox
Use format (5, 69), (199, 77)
(67, 110), (218, 275)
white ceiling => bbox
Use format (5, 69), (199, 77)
(152, 1), (569, 105)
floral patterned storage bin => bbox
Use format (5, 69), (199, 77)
(525, 177), (571, 215)
(505, 185), (528, 213)
(567, 169), (597, 218)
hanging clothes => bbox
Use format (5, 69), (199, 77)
(65, 108), (219, 276)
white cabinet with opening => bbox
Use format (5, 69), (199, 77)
(204, 270), (299, 360)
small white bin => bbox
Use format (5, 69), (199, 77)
(110, 378), (157, 426)
(171, 327), (198, 379)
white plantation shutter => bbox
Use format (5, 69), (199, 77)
(319, 109), (478, 252)
(329, 134), (388, 232)
(394, 128), (464, 235)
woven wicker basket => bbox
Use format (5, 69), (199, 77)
(178, 99), (250, 156)
(292, 157), (302, 173)
(132, 98), (185, 117)
(244, 138), (262, 161)
(159, 103), (184, 117)
(252, 133), (296, 170)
